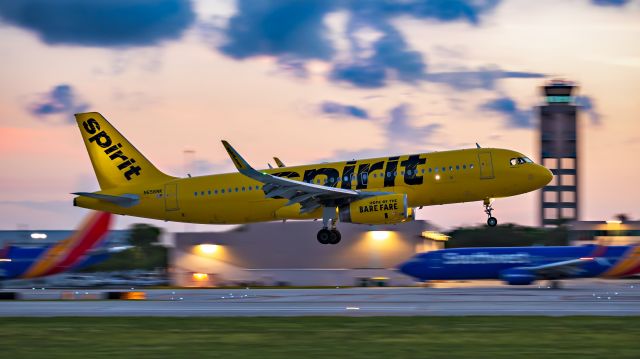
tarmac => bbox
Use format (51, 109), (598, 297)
(1, 279), (639, 317)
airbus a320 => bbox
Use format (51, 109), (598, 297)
(72, 112), (553, 244)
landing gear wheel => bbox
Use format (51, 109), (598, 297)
(329, 229), (341, 244)
(317, 229), (331, 244)
(483, 199), (497, 227)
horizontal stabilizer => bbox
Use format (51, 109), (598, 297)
(73, 192), (139, 208)
(88, 245), (134, 255)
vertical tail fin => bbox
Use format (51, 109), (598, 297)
(75, 112), (174, 190)
(21, 211), (113, 278)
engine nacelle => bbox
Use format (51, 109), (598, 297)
(339, 193), (413, 225)
(499, 268), (536, 285)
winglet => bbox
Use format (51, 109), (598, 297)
(221, 140), (255, 174)
(273, 157), (286, 168)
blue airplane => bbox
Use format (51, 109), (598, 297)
(0, 211), (128, 281)
(398, 244), (640, 286)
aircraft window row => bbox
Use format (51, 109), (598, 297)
(428, 163), (475, 173)
(194, 185), (262, 197)
(510, 157), (533, 166)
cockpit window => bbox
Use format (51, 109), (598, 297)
(510, 157), (534, 166)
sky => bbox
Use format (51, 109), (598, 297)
(0, 0), (639, 232)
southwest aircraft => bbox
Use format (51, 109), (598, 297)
(72, 112), (553, 245)
(398, 244), (640, 287)
(0, 211), (125, 282)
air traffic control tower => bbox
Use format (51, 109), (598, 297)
(539, 80), (579, 226)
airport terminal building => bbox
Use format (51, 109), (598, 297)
(169, 220), (443, 287)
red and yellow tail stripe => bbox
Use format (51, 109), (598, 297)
(20, 211), (112, 279)
(601, 246), (640, 278)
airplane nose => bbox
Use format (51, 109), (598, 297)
(397, 259), (421, 279)
(540, 166), (553, 186)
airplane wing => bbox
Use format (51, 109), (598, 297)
(222, 141), (377, 213)
(519, 257), (594, 279)
(87, 245), (134, 255)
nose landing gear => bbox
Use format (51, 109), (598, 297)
(484, 198), (497, 227)
(317, 207), (341, 244)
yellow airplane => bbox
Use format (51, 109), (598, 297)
(72, 112), (553, 244)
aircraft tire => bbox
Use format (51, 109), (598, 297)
(329, 229), (341, 244)
(487, 217), (498, 227)
(317, 229), (331, 244)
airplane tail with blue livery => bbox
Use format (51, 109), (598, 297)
(0, 211), (125, 281)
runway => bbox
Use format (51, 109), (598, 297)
(2, 279), (639, 317)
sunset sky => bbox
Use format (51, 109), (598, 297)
(1, 0), (639, 232)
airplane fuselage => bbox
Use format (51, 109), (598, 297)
(399, 245), (640, 284)
(75, 147), (552, 224)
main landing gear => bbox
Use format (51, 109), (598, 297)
(484, 198), (498, 227)
(317, 207), (341, 245)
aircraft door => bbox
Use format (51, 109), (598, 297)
(164, 183), (179, 211)
(478, 152), (495, 179)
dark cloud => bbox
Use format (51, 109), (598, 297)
(346, 0), (500, 25)
(591, 0), (631, 6)
(218, 0), (337, 60)
(480, 97), (532, 128)
(425, 68), (545, 91)
(28, 84), (89, 122)
(330, 24), (427, 88)
(212, 0), (508, 88)
(575, 95), (601, 125)
(0, 0), (195, 47)
(320, 101), (369, 119)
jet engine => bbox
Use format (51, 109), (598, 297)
(339, 193), (414, 225)
(499, 268), (536, 285)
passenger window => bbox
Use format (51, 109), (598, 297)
(422, 169), (426, 174)
(235, 188), (239, 192)
(470, 164), (474, 169)
(442, 167), (446, 172)
(456, 165), (460, 170)
(256, 186), (260, 190)
(221, 189), (225, 193)
(434, 168), (438, 173)
(215, 189), (218, 194)
(510, 158), (518, 166)
(428, 168), (432, 173)
(228, 188), (232, 193)
(242, 187), (245, 192)
(194, 192), (198, 197)
(463, 164), (466, 169)
(201, 191), (205, 196)
(208, 190), (211, 195)
(449, 166), (453, 171)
